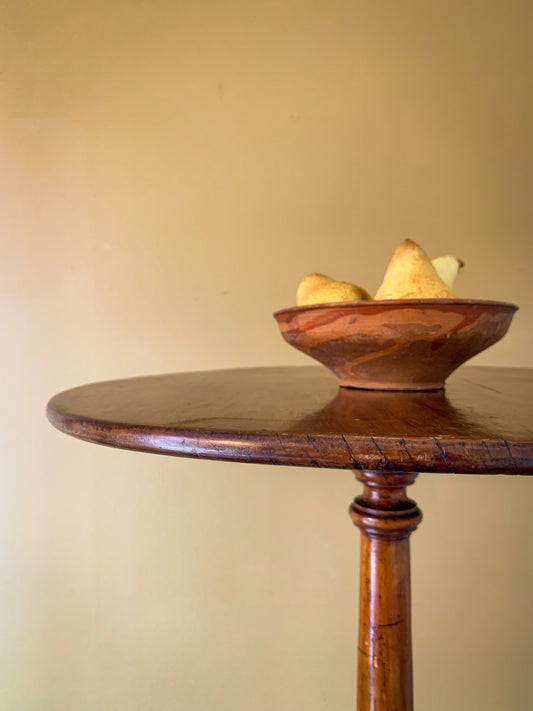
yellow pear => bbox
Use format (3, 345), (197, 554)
(297, 273), (372, 306)
(431, 254), (464, 289)
(374, 240), (456, 299)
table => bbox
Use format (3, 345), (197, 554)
(47, 365), (533, 711)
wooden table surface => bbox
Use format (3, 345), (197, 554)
(47, 365), (533, 711)
(47, 365), (533, 474)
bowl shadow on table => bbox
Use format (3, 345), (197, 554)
(284, 384), (512, 474)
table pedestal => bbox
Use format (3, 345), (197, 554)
(350, 471), (422, 711)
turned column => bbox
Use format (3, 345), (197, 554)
(349, 471), (422, 711)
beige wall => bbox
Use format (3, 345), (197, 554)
(2, 1), (533, 709)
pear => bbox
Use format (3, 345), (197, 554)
(431, 254), (464, 290)
(297, 273), (372, 306)
(374, 239), (456, 300)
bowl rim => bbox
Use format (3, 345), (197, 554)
(273, 298), (519, 318)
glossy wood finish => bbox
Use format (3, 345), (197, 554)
(47, 366), (533, 711)
(350, 472), (422, 711)
(274, 299), (517, 391)
(47, 366), (533, 474)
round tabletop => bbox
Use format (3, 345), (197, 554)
(47, 365), (533, 475)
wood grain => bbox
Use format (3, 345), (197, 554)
(47, 366), (533, 474)
(350, 472), (422, 711)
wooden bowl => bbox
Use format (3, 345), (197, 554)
(274, 299), (518, 390)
